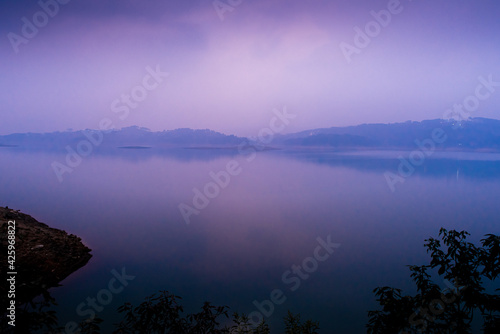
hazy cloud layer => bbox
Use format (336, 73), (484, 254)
(1, 0), (499, 135)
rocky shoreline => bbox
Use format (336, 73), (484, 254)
(0, 206), (92, 305)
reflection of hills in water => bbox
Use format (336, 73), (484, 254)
(0, 145), (244, 162)
(3, 143), (500, 179)
(94, 146), (244, 162)
(270, 150), (500, 180)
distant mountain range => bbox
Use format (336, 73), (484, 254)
(1, 118), (500, 151)
(0, 126), (244, 149)
(274, 117), (500, 150)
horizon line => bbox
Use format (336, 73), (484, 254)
(1, 117), (498, 137)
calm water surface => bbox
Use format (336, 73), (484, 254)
(1, 147), (499, 333)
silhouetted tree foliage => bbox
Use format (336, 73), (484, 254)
(367, 228), (500, 333)
(113, 290), (229, 333)
(231, 313), (270, 334)
(283, 311), (320, 334)
(2, 289), (318, 333)
(1, 290), (59, 334)
(112, 291), (319, 334)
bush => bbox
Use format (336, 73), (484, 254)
(367, 228), (500, 333)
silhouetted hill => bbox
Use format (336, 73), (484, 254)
(283, 133), (374, 148)
(0, 126), (244, 149)
(1, 118), (500, 151)
(275, 118), (500, 150)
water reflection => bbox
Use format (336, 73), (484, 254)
(4, 145), (500, 179)
(271, 149), (500, 180)
(1, 147), (499, 333)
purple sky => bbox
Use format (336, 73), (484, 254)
(1, 0), (499, 136)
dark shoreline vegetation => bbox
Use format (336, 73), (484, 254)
(0, 206), (92, 333)
(0, 207), (91, 305)
(1, 207), (498, 333)
(367, 228), (500, 333)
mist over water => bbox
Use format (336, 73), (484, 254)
(1, 147), (499, 333)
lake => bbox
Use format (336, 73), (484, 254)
(1, 147), (499, 333)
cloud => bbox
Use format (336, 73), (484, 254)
(1, 0), (499, 135)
